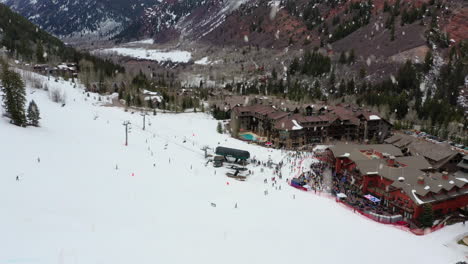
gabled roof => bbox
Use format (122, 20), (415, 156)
(331, 143), (468, 204)
(274, 114), (304, 131)
(384, 134), (402, 144)
(407, 140), (459, 163)
(354, 159), (467, 204)
(395, 156), (432, 170)
(457, 157), (468, 170)
(267, 111), (289, 120)
(386, 133), (460, 164)
(329, 143), (403, 159)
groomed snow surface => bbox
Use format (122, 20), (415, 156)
(0, 71), (467, 264)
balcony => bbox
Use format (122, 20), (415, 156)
(389, 200), (414, 213)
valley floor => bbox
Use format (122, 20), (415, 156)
(0, 71), (467, 264)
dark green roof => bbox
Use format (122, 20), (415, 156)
(215, 147), (250, 160)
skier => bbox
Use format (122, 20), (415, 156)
(235, 203), (238, 209)
(16, 175), (19, 181)
(37, 157), (40, 163)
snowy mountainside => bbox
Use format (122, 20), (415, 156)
(116, 0), (253, 43)
(0, 68), (467, 264)
(2, 0), (155, 40)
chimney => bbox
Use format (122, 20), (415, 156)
(442, 171), (449, 180)
(417, 176), (425, 185)
(388, 156), (395, 166)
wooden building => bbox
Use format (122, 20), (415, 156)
(231, 103), (392, 148)
(328, 144), (468, 221)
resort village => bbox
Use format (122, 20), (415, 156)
(208, 95), (468, 233)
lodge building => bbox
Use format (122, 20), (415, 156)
(231, 103), (392, 148)
(385, 133), (464, 173)
(328, 144), (468, 221)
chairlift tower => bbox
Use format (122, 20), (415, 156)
(123, 121), (131, 146)
(141, 112), (148, 130)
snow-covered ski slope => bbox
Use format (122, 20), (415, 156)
(0, 70), (466, 264)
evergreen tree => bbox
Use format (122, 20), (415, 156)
(348, 49), (356, 64)
(359, 67), (367, 79)
(418, 203), (434, 228)
(27, 100), (40, 126)
(1, 64), (27, 126)
(338, 79), (346, 97)
(217, 121), (223, 134)
(36, 41), (45, 63)
(271, 68), (278, 80)
(383, 1), (390, 12)
(289, 57), (300, 75)
(125, 94), (131, 106)
(423, 50), (433, 73)
(329, 69), (336, 91)
(98, 71), (107, 94)
(339, 51), (347, 64)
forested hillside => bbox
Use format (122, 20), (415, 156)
(0, 3), (123, 76)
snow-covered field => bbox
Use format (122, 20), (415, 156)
(95, 48), (192, 63)
(0, 71), (467, 264)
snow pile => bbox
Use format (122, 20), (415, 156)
(369, 115), (381, 120)
(96, 48), (192, 63)
(0, 70), (466, 264)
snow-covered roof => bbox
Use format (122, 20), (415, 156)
(411, 190), (425, 205)
(143, 90), (161, 96)
(291, 120), (303, 130)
